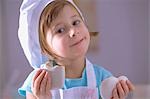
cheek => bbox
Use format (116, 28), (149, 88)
(46, 33), (53, 50)
(81, 25), (90, 35)
(82, 27), (90, 41)
(51, 37), (68, 56)
(83, 28), (90, 49)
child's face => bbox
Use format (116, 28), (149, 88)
(46, 5), (90, 60)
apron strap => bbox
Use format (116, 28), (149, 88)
(59, 89), (63, 99)
(86, 59), (97, 88)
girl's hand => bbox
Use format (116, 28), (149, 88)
(31, 69), (52, 99)
(111, 80), (135, 99)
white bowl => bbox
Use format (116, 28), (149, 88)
(100, 76), (128, 99)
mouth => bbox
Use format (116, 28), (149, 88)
(70, 37), (86, 47)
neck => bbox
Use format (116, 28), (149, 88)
(60, 57), (86, 79)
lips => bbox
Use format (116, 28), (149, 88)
(70, 37), (85, 47)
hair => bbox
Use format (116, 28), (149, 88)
(39, 0), (97, 60)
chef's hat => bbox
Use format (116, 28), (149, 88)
(18, 0), (84, 69)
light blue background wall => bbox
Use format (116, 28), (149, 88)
(0, 0), (149, 98)
(0, 0), (32, 98)
(87, 0), (149, 84)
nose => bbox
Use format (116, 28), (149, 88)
(69, 27), (78, 38)
(69, 29), (75, 38)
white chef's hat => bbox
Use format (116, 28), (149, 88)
(18, 0), (84, 69)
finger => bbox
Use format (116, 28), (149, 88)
(112, 88), (119, 99)
(120, 80), (129, 95)
(34, 70), (46, 93)
(32, 69), (42, 88)
(46, 72), (51, 94)
(127, 80), (135, 91)
(40, 71), (48, 94)
(117, 82), (125, 98)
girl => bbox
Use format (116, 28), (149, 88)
(18, 0), (134, 99)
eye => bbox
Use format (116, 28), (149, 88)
(56, 28), (65, 33)
(73, 20), (80, 26)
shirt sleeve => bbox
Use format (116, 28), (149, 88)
(93, 65), (112, 83)
(18, 70), (36, 97)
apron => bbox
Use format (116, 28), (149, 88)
(51, 59), (99, 99)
